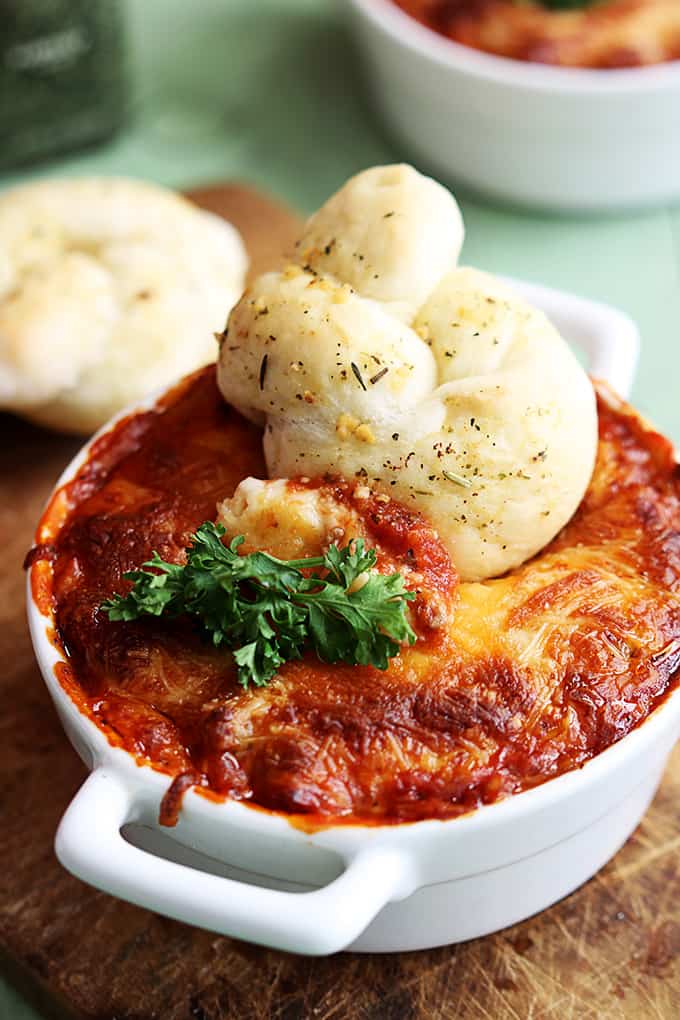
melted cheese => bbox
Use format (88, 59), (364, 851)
(217, 477), (356, 561)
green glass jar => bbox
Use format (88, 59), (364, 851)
(0, 0), (127, 169)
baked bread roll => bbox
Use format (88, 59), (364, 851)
(218, 164), (597, 581)
(0, 177), (247, 433)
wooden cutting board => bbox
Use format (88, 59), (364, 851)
(1, 184), (678, 1020)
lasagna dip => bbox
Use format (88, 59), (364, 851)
(392, 1), (680, 68)
(29, 367), (680, 825)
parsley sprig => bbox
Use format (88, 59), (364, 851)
(102, 522), (416, 688)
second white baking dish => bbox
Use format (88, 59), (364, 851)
(344, 0), (680, 211)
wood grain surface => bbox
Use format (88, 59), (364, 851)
(0, 185), (678, 1020)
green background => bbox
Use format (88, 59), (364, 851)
(1, 0), (678, 1016)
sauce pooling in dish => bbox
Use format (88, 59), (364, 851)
(30, 367), (680, 826)
(392, 0), (680, 69)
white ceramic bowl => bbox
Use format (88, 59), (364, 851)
(28, 282), (678, 956)
(344, 0), (680, 211)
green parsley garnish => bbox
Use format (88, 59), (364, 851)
(101, 522), (416, 688)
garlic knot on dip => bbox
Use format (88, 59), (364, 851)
(217, 165), (598, 582)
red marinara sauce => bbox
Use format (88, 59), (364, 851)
(391, 1), (680, 69)
(29, 366), (680, 827)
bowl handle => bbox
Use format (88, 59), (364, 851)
(55, 768), (417, 955)
(507, 276), (640, 399)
